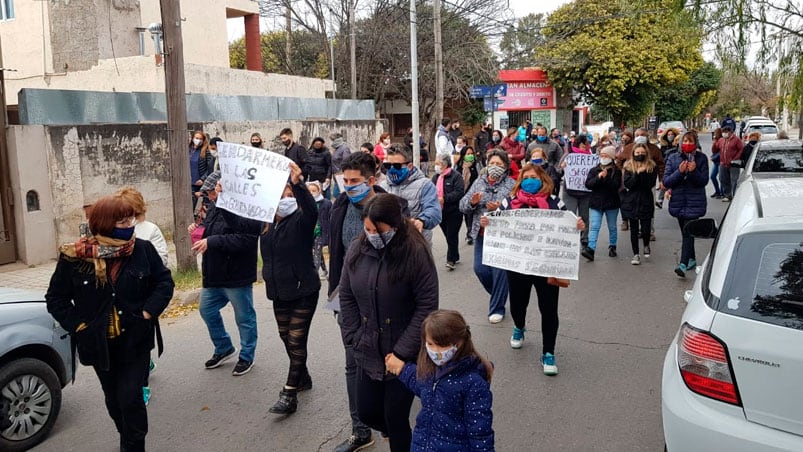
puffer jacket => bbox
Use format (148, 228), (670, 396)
(201, 205), (263, 288)
(459, 175), (516, 240)
(305, 146), (332, 183)
(663, 146), (709, 219)
(621, 168), (658, 220)
(585, 164), (622, 211)
(400, 356), (494, 452)
(379, 168), (442, 242)
(432, 169), (465, 217)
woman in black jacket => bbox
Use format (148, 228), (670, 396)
(582, 145), (622, 261)
(305, 137), (333, 197)
(260, 163), (321, 415)
(339, 193), (439, 452)
(46, 195), (174, 452)
(621, 143), (658, 265)
(432, 154), (465, 269)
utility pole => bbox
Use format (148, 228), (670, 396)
(349, 0), (357, 99)
(159, 0), (194, 271)
(410, 0), (420, 167)
(433, 0), (444, 126)
(0, 36), (18, 264)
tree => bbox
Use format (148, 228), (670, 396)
(230, 30), (329, 78)
(654, 62), (722, 121)
(499, 13), (547, 69)
(535, 0), (704, 125)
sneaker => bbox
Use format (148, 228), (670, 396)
(510, 327), (525, 349)
(675, 263), (687, 278)
(710, 193), (721, 198)
(644, 246), (651, 258)
(542, 353), (558, 376)
(650, 233), (656, 242)
(334, 434), (375, 452)
(631, 255), (641, 265)
(722, 197), (732, 202)
(608, 246), (617, 257)
(466, 238), (474, 245)
(488, 313), (504, 324)
(232, 359), (254, 376)
(687, 259), (697, 270)
(655, 202), (663, 209)
(204, 348), (237, 369)
(446, 261), (455, 271)
(149, 358), (157, 375)
(143, 386), (151, 406)
(581, 247), (595, 262)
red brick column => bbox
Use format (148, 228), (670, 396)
(244, 14), (261, 71)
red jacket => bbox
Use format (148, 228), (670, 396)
(718, 135), (743, 168)
(500, 137), (525, 163)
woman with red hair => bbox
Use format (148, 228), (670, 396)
(374, 132), (392, 162)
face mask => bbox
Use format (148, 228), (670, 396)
(749, 140), (757, 145)
(722, 132), (731, 138)
(365, 228), (396, 249)
(536, 135), (548, 143)
(110, 226), (135, 241)
(634, 136), (648, 145)
(634, 154), (646, 162)
(434, 165), (442, 174)
(531, 158), (544, 165)
(464, 155), (475, 163)
(520, 178), (543, 194)
(192, 138), (202, 147)
(313, 193), (324, 202)
(345, 182), (371, 204)
(276, 197), (298, 217)
(387, 166), (410, 185)
(600, 157), (613, 166)
(487, 165), (506, 180)
(210, 150), (218, 158)
(426, 344), (458, 366)
(282, 139), (292, 147)
(666, 134), (675, 142)
(492, 136), (501, 143)
(251, 141), (262, 147)
(681, 143), (697, 153)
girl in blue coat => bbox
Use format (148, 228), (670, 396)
(386, 310), (495, 451)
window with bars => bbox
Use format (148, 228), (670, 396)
(0, 0), (14, 20)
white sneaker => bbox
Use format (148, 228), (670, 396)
(488, 314), (504, 324)
(631, 255), (641, 265)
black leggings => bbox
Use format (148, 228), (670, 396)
(629, 218), (651, 255)
(507, 271), (560, 355)
(356, 372), (415, 452)
(273, 293), (318, 388)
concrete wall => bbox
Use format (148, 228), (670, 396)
(7, 118), (384, 265)
(5, 57), (335, 106)
(0, 0), (54, 79)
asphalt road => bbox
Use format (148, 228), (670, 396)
(34, 134), (726, 452)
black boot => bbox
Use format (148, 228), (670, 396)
(297, 372), (313, 392)
(608, 246), (617, 257)
(268, 388), (298, 415)
(581, 246), (595, 262)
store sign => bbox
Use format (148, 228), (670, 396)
(497, 81), (554, 111)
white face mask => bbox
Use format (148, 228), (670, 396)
(210, 150), (218, 158)
(434, 165), (442, 174)
(600, 157), (613, 166)
(192, 138), (202, 146)
(634, 136), (648, 145)
(276, 197), (298, 217)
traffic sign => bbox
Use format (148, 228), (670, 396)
(471, 85), (492, 99)
(492, 83), (507, 97)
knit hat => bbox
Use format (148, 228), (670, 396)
(200, 170), (221, 192)
(306, 180), (322, 192)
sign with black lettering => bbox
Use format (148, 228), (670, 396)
(482, 209), (581, 280)
(216, 142), (292, 223)
(563, 153), (599, 192)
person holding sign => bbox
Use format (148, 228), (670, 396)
(581, 146), (622, 261)
(481, 163), (584, 376)
(459, 150), (516, 324)
(621, 143), (658, 265)
(259, 162), (321, 415)
(559, 134), (593, 248)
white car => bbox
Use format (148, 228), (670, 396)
(739, 139), (803, 183)
(742, 118), (779, 141)
(661, 176), (803, 451)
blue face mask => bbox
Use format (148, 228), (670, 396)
(110, 227), (135, 241)
(387, 166), (410, 185)
(531, 158), (545, 165)
(345, 182), (371, 204)
(520, 178), (543, 194)
(536, 135), (548, 143)
(426, 344), (458, 366)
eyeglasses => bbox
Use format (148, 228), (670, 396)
(382, 162), (410, 170)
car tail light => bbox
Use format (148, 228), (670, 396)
(677, 323), (741, 405)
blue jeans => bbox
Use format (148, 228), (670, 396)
(199, 286), (258, 362)
(473, 235), (509, 317)
(710, 164), (722, 195)
(588, 208), (619, 250)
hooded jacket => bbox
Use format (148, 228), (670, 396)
(331, 139), (353, 174)
(459, 174), (516, 240)
(500, 136), (525, 163)
(400, 356), (494, 452)
(379, 168), (442, 242)
(305, 146), (332, 183)
(659, 128), (680, 158)
(663, 133), (709, 219)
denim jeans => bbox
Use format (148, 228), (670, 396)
(199, 285), (258, 362)
(588, 208), (619, 250)
(710, 164), (722, 195)
(473, 235), (509, 317)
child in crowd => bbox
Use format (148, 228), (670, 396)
(386, 310), (495, 451)
(306, 181), (331, 279)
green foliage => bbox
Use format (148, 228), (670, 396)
(500, 13), (546, 69)
(655, 62), (722, 120)
(229, 30), (330, 78)
(535, 0), (704, 124)
(457, 101), (488, 126)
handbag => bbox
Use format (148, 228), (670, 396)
(190, 225), (205, 244)
(547, 277), (570, 288)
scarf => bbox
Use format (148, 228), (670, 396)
(332, 136), (346, 149)
(461, 162), (472, 188)
(59, 234), (136, 287)
(572, 146), (591, 155)
(511, 190), (550, 210)
(436, 167), (453, 205)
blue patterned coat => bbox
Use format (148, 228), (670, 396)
(399, 356), (494, 451)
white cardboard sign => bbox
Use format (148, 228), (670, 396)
(563, 153), (599, 192)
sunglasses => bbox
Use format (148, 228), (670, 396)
(382, 162), (410, 170)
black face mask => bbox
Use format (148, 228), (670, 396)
(634, 155), (646, 162)
(282, 140), (292, 147)
(251, 141), (262, 147)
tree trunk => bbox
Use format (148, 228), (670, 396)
(433, 0), (444, 125)
(285, 5), (292, 74)
(350, 0), (357, 99)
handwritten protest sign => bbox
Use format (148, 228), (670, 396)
(482, 209), (581, 280)
(216, 142), (292, 223)
(563, 153), (599, 192)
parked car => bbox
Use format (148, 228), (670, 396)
(661, 176), (803, 451)
(738, 139), (803, 183)
(1, 287), (72, 452)
(657, 121), (686, 138)
(741, 118), (779, 141)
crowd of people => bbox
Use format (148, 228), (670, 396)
(44, 117), (762, 451)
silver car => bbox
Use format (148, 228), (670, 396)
(0, 287), (72, 452)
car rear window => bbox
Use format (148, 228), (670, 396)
(753, 147), (803, 173)
(718, 233), (803, 330)
(748, 124), (778, 135)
